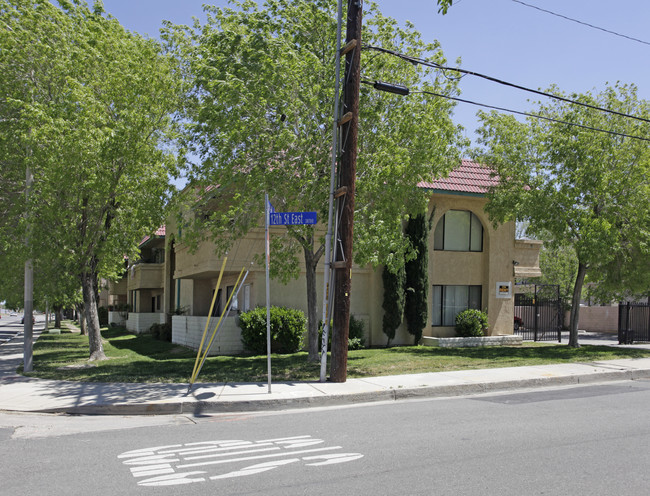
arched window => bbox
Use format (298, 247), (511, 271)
(434, 210), (483, 252)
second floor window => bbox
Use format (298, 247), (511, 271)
(434, 210), (483, 252)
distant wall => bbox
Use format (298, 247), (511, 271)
(565, 306), (618, 333)
(172, 315), (243, 355)
(108, 311), (127, 327)
(126, 312), (166, 334)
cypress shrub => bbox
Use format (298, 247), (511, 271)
(382, 263), (405, 346)
(404, 213), (429, 344)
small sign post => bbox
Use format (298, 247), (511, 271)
(265, 195), (272, 393)
(265, 199), (317, 393)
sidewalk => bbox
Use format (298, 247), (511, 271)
(1, 324), (650, 416)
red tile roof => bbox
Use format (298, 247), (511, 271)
(418, 159), (499, 194)
(139, 225), (166, 246)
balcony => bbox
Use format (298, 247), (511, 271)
(513, 240), (543, 278)
(127, 263), (164, 290)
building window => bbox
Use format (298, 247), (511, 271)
(226, 285), (238, 311)
(243, 284), (251, 312)
(434, 210), (483, 252)
(211, 289), (222, 317)
(432, 285), (482, 326)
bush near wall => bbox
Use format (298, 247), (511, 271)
(97, 306), (108, 327)
(319, 315), (366, 351)
(239, 306), (306, 355)
(455, 309), (488, 337)
(150, 322), (172, 342)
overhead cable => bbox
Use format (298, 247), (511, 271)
(363, 44), (650, 125)
(511, 0), (650, 47)
(360, 79), (650, 143)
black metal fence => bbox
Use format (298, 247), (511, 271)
(514, 285), (562, 342)
(618, 302), (650, 344)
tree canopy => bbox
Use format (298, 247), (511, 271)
(0, 0), (182, 358)
(476, 83), (650, 345)
(168, 0), (464, 358)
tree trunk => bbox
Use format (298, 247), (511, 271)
(82, 269), (106, 360)
(45, 302), (50, 331)
(54, 305), (62, 329)
(303, 245), (321, 362)
(568, 262), (588, 347)
(76, 303), (87, 336)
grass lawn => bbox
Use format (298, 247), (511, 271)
(22, 324), (650, 384)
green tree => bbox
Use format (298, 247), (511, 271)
(0, 0), (182, 359)
(433, 0), (454, 14)
(476, 83), (650, 347)
(586, 195), (650, 303)
(171, 0), (463, 360)
(404, 213), (429, 344)
(531, 243), (578, 317)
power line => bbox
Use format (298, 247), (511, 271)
(360, 79), (650, 143)
(363, 44), (650, 125)
(511, 0), (650, 47)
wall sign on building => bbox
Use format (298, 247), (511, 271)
(496, 281), (512, 299)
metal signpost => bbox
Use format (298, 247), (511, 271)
(265, 196), (317, 393)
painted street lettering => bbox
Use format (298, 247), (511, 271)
(118, 435), (363, 487)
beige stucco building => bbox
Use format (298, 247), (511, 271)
(106, 228), (167, 331)
(109, 161), (542, 353)
(420, 161), (542, 339)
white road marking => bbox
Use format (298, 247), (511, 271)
(118, 444), (182, 459)
(303, 453), (365, 466)
(210, 458), (300, 480)
(138, 471), (207, 487)
(118, 435), (363, 487)
(121, 454), (179, 466)
(177, 446), (342, 469)
(181, 444), (280, 460)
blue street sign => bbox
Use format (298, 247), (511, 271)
(269, 211), (318, 226)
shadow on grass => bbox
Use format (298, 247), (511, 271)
(28, 327), (650, 384)
(102, 327), (195, 360)
(381, 344), (650, 360)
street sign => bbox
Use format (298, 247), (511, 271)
(269, 212), (318, 226)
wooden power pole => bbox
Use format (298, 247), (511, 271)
(330, 0), (363, 382)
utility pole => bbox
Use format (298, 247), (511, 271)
(24, 164), (34, 373)
(330, 0), (362, 383)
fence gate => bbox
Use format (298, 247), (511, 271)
(618, 302), (650, 344)
(514, 285), (562, 342)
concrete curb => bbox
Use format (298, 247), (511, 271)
(18, 366), (650, 416)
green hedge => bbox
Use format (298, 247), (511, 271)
(455, 309), (488, 337)
(239, 306), (306, 355)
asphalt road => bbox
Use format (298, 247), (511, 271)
(0, 314), (25, 343)
(1, 380), (649, 495)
